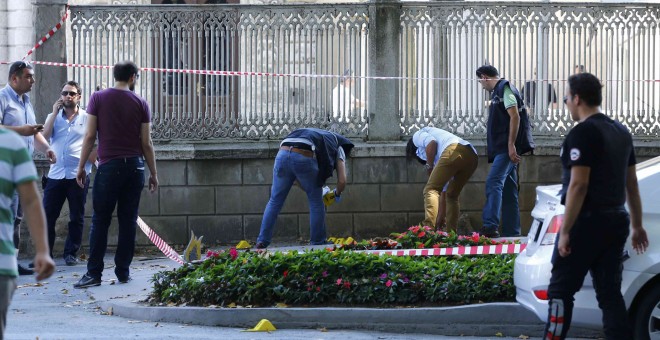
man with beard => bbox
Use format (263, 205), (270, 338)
(74, 61), (158, 288)
(41, 81), (96, 266)
(0, 61), (56, 275)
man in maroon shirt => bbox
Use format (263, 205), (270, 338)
(73, 61), (158, 288)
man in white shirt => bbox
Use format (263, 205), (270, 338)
(331, 69), (365, 123)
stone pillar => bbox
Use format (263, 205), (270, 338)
(367, 0), (401, 141)
(31, 0), (67, 123)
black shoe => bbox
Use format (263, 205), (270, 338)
(18, 264), (34, 275)
(74, 274), (101, 289)
(255, 242), (267, 249)
(118, 276), (132, 284)
(480, 228), (500, 239)
(64, 255), (78, 266)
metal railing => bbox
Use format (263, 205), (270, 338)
(69, 2), (660, 141)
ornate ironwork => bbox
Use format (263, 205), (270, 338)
(69, 2), (659, 140)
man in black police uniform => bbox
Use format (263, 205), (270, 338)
(544, 73), (649, 339)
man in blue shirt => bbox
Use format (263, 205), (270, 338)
(41, 81), (95, 266)
(0, 61), (56, 275)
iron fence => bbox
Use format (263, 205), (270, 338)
(69, 2), (660, 140)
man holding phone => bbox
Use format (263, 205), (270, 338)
(0, 61), (56, 275)
(41, 81), (95, 266)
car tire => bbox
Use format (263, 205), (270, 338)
(631, 282), (660, 340)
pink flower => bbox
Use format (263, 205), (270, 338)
(336, 278), (342, 285)
(229, 247), (238, 260)
(322, 271), (328, 277)
(409, 226), (420, 234)
(307, 287), (312, 291)
(385, 280), (392, 287)
(418, 231), (426, 238)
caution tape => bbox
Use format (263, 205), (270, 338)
(355, 243), (527, 256)
(1, 60), (659, 83)
(23, 5), (69, 60)
(137, 216), (185, 265)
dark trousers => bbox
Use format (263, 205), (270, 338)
(544, 209), (632, 340)
(87, 157), (145, 281)
(43, 177), (90, 258)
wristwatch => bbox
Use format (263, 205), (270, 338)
(424, 163), (433, 171)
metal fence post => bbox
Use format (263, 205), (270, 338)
(367, 0), (401, 141)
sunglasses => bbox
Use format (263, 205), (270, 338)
(61, 91), (79, 97)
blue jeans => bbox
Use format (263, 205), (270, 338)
(257, 150), (326, 247)
(87, 157), (145, 280)
(482, 153), (520, 236)
(43, 177), (90, 258)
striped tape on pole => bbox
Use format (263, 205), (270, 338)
(137, 216), (185, 265)
(355, 243), (526, 257)
(23, 5), (69, 60)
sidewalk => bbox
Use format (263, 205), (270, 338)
(37, 246), (601, 338)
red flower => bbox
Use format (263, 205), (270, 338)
(432, 244), (440, 249)
(229, 248), (238, 260)
(385, 280), (392, 287)
(417, 243), (425, 249)
(283, 270), (288, 277)
(418, 231), (426, 238)
(316, 287), (321, 292)
(307, 287), (312, 291)
(343, 281), (351, 289)
(470, 232), (480, 243)
(410, 226), (420, 233)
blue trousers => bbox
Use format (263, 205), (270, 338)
(86, 157), (145, 280)
(43, 177), (90, 258)
(482, 153), (520, 236)
(257, 149), (326, 247)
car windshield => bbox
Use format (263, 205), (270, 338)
(636, 155), (660, 181)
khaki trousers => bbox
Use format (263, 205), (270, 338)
(422, 143), (478, 230)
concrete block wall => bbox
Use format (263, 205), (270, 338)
(29, 141), (657, 257)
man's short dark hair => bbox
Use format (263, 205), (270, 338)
(113, 61), (139, 82)
(8, 61), (33, 81)
(62, 80), (82, 95)
(406, 138), (425, 165)
(475, 65), (499, 78)
(567, 73), (602, 107)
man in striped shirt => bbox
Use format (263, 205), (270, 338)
(0, 128), (54, 337)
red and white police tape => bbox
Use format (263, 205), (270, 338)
(2, 60), (659, 83)
(137, 217), (185, 265)
(23, 6), (69, 60)
(356, 243), (527, 256)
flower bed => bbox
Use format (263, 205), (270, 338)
(150, 229), (517, 307)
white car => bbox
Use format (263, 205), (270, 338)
(514, 156), (660, 340)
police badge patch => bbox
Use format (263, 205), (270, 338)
(570, 148), (581, 161)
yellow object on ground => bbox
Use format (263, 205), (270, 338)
(246, 319), (276, 332)
(183, 231), (203, 262)
(235, 240), (251, 249)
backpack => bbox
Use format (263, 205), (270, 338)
(515, 106), (535, 155)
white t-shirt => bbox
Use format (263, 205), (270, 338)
(331, 84), (358, 122)
(412, 127), (475, 166)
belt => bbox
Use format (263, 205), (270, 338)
(280, 146), (314, 158)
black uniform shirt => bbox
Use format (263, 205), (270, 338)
(560, 113), (636, 211)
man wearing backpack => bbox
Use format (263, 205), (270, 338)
(476, 65), (534, 238)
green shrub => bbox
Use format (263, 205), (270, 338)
(151, 249), (515, 307)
